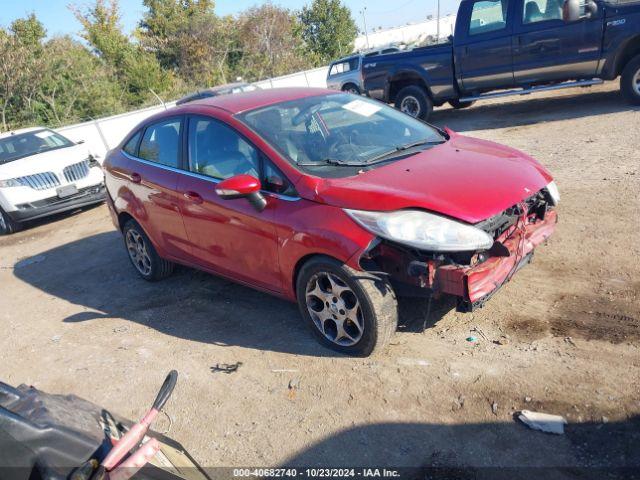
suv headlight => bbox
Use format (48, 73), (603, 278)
(0, 178), (21, 188)
(345, 209), (494, 252)
(546, 181), (560, 206)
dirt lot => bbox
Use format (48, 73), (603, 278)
(1, 82), (639, 477)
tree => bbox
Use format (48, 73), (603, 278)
(35, 36), (124, 125)
(10, 14), (46, 49)
(299, 0), (358, 64)
(72, 0), (176, 104)
(234, 4), (312, 81)
(0, 30), (42, 130)
(137, 0), (217, 79)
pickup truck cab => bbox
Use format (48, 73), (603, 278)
(363, 0), (640, 119)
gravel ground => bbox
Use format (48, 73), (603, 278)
(1, 81), (639, 478)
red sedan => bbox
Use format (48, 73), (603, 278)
(104, 88), (558, 356)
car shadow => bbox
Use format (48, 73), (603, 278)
(430, 87), (639, 133)
(12, 232), (454, 357)
(275, 416), (640, 479)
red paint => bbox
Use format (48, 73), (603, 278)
(104, 88), (557, 305)
(215, 174), (261, 196)
(436, 210), (558, 302)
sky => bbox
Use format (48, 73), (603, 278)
(0, 0), (461, 39)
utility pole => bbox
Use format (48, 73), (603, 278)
(360, 7), (370, 49)
(436, 0), (441, 41)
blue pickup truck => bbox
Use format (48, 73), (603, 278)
(362, 0), (640, 120)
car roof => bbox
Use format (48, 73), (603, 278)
(0, 127), (46, 140)
(184, 87), (338, 115)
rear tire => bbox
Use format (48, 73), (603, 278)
(123, 219), (174, 281)
(342, 83), (361, 95)
(396, 85), (433, 121)
(449, 99), (475, 109)
(296, 256), (398, 357)
(620, 54), (640, 105)
(0, 208), (22, 235)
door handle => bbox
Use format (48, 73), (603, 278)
(183, 191), (203, 204)
(130, 172), (142, 184)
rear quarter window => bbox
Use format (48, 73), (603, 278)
(123, 131), (142, 156)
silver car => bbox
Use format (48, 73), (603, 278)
(327, 49), (401, 95)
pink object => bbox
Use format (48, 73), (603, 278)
(101, 409), (159, 471)
(108, 438), (161, 480)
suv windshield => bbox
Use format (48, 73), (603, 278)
(237, 94), (444, 175)
(0, 129), (75, 165)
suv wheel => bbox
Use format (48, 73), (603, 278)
(123, 219), (174, 281)
(342, 84), (361, 95)
(621, 54), (640, 105)
(396, 85), (433, 121)
(0, 208), (22, 235)
(296, 257), (398, 357)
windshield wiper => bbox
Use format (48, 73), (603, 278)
(297, 158), (368, 167)
(366, 139), (446, 164)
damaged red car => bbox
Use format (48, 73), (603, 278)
(104, 88), (559, 356)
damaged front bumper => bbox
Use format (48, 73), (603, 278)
(361, 209), (557, 312)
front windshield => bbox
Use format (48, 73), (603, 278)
(0, 129), (74, 165)
(237, 93), (444, 170)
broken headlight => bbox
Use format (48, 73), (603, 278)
(345, 209), (494, 252)
(546, 181), (560, 206)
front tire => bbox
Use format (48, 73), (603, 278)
(296, 257), (398, 357)
(620, 54), (640, 105)
(123, 219), (174, 281)
(0, 208), (22, 235)
(396, 85), (433, 121)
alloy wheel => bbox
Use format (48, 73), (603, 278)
(126, 229), (152, 276)
(305, 272), (364, 346)
(633, 68), (640, 96)
(400, 96), (421, 117)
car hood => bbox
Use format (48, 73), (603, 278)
(0, 144), (90, 180)
(297, 133), (553, 224)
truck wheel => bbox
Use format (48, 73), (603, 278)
(342, 83), (361, 95)
(296, 257), (398, 357)
(0, 208), (22, 235)
(620, 55), (640, 105)
(396, 86), (433, 121)
(449, 99), (475, 109)
(123, 219), (174, 281)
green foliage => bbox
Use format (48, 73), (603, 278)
(1, 0), (359, 131)
(234, 4), (310, 81)
(299, 0), (358, 64)
(10, 14), (46, 48)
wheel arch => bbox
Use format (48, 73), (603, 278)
(117, 211), (136, 232)
(387, 69), (433, 104)
(609, 35), (640, 78)
(292, 253), (345, 297)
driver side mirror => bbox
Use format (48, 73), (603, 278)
(215, 174), (267, 212)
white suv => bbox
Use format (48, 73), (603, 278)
(0, 128), (106, 235)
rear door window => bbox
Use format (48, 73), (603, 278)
(139, 118), (182, 168)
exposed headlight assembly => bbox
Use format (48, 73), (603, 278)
(345, 209), (494, 252)
(0, 178), (21, 188)
(545, 181), (560, 206)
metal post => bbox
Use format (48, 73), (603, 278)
(436, 0), (441, 41)
(360, 7), (370, 49)
(93, 119), (110, 153)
